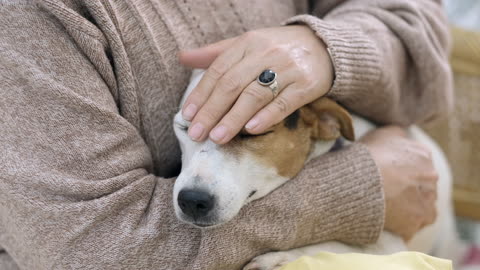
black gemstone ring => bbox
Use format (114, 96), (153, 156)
(257, 69), (279, 97)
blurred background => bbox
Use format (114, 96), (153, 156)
(423, 0), (480, 268)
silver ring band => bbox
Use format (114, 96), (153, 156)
(268, 80), (279, 98)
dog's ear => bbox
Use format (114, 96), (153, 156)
(301, 98), (355, 141)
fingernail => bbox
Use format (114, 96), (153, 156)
(210, 125), (228, 142)
(245, 118), (260, 131)
(188, 123), (204, 141)
(183, 104), (197, 121)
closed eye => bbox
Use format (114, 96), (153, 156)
(238, 130), (273, 139)
(175, 122), (189, 131)
(174, 114), (190, 132)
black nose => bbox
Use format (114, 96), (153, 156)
(178, 190), (214, 219)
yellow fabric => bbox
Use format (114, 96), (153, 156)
(450, 26), (480, 76)
(281, 252), (452, 270)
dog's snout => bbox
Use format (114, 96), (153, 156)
(178, 189), (214, 219)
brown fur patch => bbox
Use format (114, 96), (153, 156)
(223, 116), (313, 179)
(222, 98), (353, 179)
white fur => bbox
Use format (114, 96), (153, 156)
(174, 70), (459, 268)
(306, 140), (336, 162)
(173, 71), (288, 227)
(174, 114), (288, 227)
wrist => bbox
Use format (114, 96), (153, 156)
(283, 15), (381, 99)
(299, 24), (335, 93)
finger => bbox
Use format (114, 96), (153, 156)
(245, 83), (312, 134)
(210, 71), (297, 144)
(178, 37), (238, 69)
(425, 206), (437, 226)
(182, 42), (246, 122)
(414, 184), (437, 229)
(416, 200), (437, 230)
(190, 58), (293, 142)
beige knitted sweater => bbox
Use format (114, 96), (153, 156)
(0, 0), (452, 269)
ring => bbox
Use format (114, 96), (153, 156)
(257, 69), (279, 98)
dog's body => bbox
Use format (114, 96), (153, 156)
(173, 70), (459, 269)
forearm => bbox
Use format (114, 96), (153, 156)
(0, 55), (199, 269)
(0, 175), (190, 269)
(0, 5), (199, 267)
(197, 144), (384, 269)
(288, 0), (453, 125)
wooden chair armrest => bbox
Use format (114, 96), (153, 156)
(454, 187), (480, 220)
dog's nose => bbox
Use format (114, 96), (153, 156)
(178, 189), (214, 219)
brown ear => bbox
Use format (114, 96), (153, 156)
(301, 98), (355, 141)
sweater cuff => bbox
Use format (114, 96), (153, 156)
(283, 15), (381, 101)
(294, 143), (385, 246)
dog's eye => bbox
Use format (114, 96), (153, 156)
(175, 123), (189, 131)
(238, 131), (273, 139)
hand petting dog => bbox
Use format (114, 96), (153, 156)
(179, 25), (333, 144)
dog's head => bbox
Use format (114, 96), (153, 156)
(173, 71), (354, 227)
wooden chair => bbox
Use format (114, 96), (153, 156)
(423, 26), (480, 221)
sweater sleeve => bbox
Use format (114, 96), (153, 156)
(195, 144), (384, 269)
(0, 3), (383, 270)
(0, 3), (191, 269)
(286, 0), (453, 125)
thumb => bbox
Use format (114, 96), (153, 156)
(178, 37), (237, 68)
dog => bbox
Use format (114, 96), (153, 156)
(173, 70), (459, 269)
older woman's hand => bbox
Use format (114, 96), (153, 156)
(360, 126), (439, 241)
(179, 25), (333, 144)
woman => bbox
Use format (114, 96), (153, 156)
(0, 0), (450, 269)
